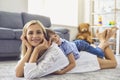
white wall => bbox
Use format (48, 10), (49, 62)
(84, 0), (91, 23)
(78, 0), (90, 24)
(0, 0), (28, 12)
(0, 0), (86, 24)
(78, 0), (84, 24)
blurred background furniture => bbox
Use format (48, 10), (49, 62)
(90, 0), (120, 54)
(0, 11), (70, 58)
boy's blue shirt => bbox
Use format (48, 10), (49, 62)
(59, 38), (80, 60)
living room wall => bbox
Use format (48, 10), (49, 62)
(0, 0), (28, 12)
(0, 0), (88, 23)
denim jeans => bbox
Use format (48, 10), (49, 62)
(73, 40), (104, 58)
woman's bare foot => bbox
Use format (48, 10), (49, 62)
(103, 27), (118, 41)
(96, 27), (118, 42)
(98, 41), (115, 51)
(96, 29), (107, 42)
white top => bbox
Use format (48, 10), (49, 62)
(24, 42), (69, 79)
(68, 51), (100, 73)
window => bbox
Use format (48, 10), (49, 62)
(28, 0), (78, 26)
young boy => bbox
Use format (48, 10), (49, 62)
(46, 29), (106, 58)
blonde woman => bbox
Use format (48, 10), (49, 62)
(15, 20), (117, 79)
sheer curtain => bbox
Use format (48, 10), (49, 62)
(28, 0), (78, 26)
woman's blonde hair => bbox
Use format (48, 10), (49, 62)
(21, 20), (46, 58)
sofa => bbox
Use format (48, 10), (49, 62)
(0, 11), (69, 58)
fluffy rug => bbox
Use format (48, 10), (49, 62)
(0, 59), (120, 80)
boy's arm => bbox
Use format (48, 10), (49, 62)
(53, 53), (76, 74)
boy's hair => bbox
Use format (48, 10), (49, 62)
(46, 28), (56, 39)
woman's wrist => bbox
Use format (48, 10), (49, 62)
(29, 49), (39, 63)
(27, 48), (33, 53)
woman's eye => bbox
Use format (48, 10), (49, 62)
(28, 32), (33, 35)
(55, 35), (57, 37)
(37, 31), (41, 34)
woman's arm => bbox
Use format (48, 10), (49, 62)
(29, 39), (49, 63)
(24, 43), (69, 79)
(53, 53), (76, 74)
(15, 35), (32, 77)
(29, 48), (46, 63)
(15, 48), (32, 77)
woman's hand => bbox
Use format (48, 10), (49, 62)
(34, 39), (51, 56)
(34, 38), (50, 54)
(20, 34), (32, 50)
(29, 39), (50, 62)
(52, 70), (65, 75)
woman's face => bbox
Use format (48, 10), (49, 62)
(26, 24), (45, 47)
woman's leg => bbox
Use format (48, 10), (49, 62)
(96, 28), (117, 69)
(97, 46), (117, 69)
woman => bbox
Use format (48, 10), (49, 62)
(15, 20), (69, 79)
(15, 20), (117, 78)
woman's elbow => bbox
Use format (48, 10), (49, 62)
(16, 72), (24, 77)
(15, 68), (24, 77)
(112, 61), (117, 68)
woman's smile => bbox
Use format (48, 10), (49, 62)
(31, 38), (41, 43)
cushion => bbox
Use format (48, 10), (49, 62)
(0, 40), (21, 53)
(53, 28), (70, 40)
(54, 28), (69, 34)
(13, 29), (22, 40)
(22, 12), (51, 28)
(0, 11), (23, 29)
(55, 31), (64, 39)
(0, 27), (15, 39)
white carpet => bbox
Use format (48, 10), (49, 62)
(0, 59), (120, 80)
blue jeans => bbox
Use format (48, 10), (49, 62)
(73, 40), (104, 58)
